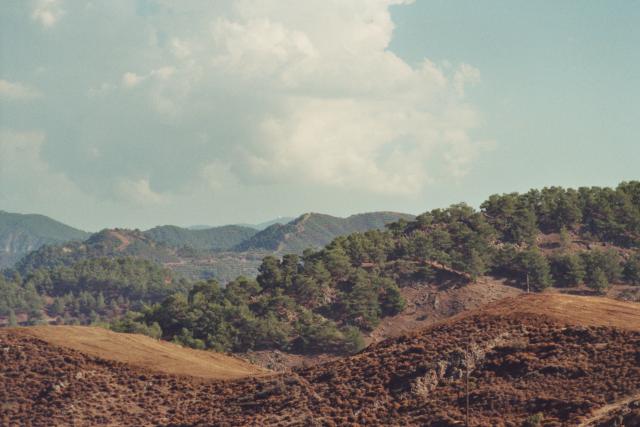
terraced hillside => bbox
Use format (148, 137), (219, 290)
(144, 224), (257, 251)
(2, 294), (639, 426)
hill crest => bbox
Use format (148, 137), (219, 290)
(0, 210), (89, 268)
(235, 211), (415, 253)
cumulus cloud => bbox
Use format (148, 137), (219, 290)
(2, 0), (491, 227)
(115, 177), (168, 206)
(31, 0), (65, 28)
(122, 72), (144, 88)
(0, 130), (84, 209)
(0, 79), (42, 100)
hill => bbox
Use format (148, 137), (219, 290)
(235, 211), (415, 253)
(2, 293), (639, 425)
(0, 211), (89, 268)
(7, 326), (267, 380)
(144, 224), (257, 251)
(14, 228), (180, 274)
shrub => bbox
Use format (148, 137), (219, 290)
(522, 412), (544, 427)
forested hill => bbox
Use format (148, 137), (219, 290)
(3, 182), (640, 358)
(144, 225), (257, 251)
(234, 211), (416, 253)
(15, 228), (180, 274)
(0, 211), (89, 268)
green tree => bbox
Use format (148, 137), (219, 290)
(50, 298), (67, 317)
(376, 277), (405, 316)
(343, 271), (380, 330)
(550, 253), (585, 286)
(517, 249), (553, 291)
(96, 292), (106, 311)
(257, 256), (283, 291)
(581, 249), (623, 284)
(559, 226), (571, 250)
(8, 309), (18, 327)
(588, 268), (609, 294)
(624, 252), (640, 285)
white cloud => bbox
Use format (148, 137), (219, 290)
(4, 0), (491, 227)
(0, 79), (42, 100)
(115, 177), (168, 206)
(0, 130), (86, 207)
(122, 72), (144, 88)
(32, 0), (65, 28)
(453, 63), (481, 97)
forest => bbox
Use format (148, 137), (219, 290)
(2, 182), (640, 355)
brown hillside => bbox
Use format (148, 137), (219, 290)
(478, 293), (640, 331)
(6, 326), (267, 380)
(2, 294), (639, 426)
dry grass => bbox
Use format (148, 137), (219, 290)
(8, 325), (268, 380)
(478, 293), (640, 331)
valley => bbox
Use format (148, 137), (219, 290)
(2, 182), (640, 425)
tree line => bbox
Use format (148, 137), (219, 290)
(2, 182), (640, 355)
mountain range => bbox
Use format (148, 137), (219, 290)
(3, 210), (414, 281)
(0, 211), (90, 268)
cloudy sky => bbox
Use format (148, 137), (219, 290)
(1, 1), (638, 231)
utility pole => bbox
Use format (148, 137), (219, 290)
(465, 341), (470, 427)
(526, 272), (530, 293)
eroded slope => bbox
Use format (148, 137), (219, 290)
(2, 294), (639, 426)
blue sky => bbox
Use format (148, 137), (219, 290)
(390, 1), (640, 206)
(1, 1), (638, 231)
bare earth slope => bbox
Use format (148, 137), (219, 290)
(478, 293), (640, 330)
(2, 294), (639, 426)
(8, 326), (267, 380)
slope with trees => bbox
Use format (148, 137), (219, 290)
(144, 225), (257, 251)
(0, 211), (89, 268)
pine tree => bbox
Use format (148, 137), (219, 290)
(8, 309), (18, 327)
(588, 268), (609, 294)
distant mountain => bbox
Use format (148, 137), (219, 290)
(0, 211), (89, 268)
(235, 211), (415, 253)
(144, 225), (257, 251)
(187, 225), (213, 230)
(233, 217), (295, 230)
(253, 217), (295, 230)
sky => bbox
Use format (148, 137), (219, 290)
(0, 0), (638, 231)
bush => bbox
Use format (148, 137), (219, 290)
(340, 326), (365, 354)
(522, 412), (544, 427)
(172, 328), (206, 350)
(110, 312), (163, 339)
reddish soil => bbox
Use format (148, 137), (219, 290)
(108, 230), (133, 252)
(368, 277), (522, 344)
(2, 293), (639, 426)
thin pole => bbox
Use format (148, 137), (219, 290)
(465, 342), (470, 427)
